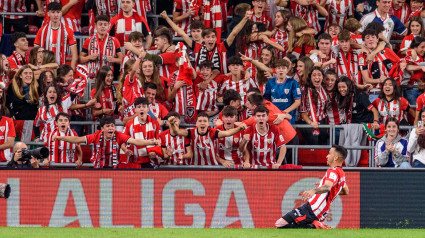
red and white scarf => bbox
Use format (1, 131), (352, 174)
(39, 22), (67, 65)
(92, 132), (118, 168)
(87, 34), (116, 78)
(203, 0), (222, 41)
(11, 51), (27, 67)
(48, 128), (77, 163)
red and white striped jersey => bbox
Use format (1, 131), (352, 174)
(350, 33), (363, 45)
(372, 97), (409, 124)
(34, 95), (72, 142)
(134, 0), (151, 20)
(188, 127), (220, 165)
(272, 28), (288, 59)
(359, 48), (400, 89)
(244, 41), (263, 60)
(406, 8), (422, 23)
(0, 116), (16, 162)
(309, 50), (338, 71)
(149, 102), (169, 120)
(289, 0), (321, 33)
(324, 0), (353, 30)
(244, 123), (285, 166)
(195, 76), (219, 112)
(214, 124), (244, 165)
(61, 0), (84, 32)
(403, 50), (424, 85)
(219, 75), (258, 105)
(46, 128), (79, 163)
(121, 75), (144, 107)
(173, 0), (192, 35)
(192, 41), (229, 73)
(332, 46), (363, 85)
(159, 129), (191, 165)
(400, 34), (418, 52)
(85, 130), (130, 168)
(390, 2), (410, 24)
(299, 86), (329, 122)
(124, 116), (161, 164)
(0, 0), (26, 19)
(157, 52), (178, 79)
(121, 51), (139, 73)
(203, 0), (223, 40)
(251, 13), (273, 31)
(327, 95), (347, 124)
(109, 11), (150, 47)
(309, 166), (346, 221)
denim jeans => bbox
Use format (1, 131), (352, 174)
(404, 88), (422, 107)
(413, 160), (425, 168)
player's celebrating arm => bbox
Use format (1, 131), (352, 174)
(275, 145), (349, 229)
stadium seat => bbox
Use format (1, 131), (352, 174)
(28, 25), (38, 35)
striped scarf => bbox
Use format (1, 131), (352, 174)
(87, 34), (116, 79)
(307, 88), (320, 135)
(39, 22), (67, 65)
(203, 0), (222, 41)
(11, 51), (27, 67)
(48, 128), (76, 163)
(92, 132), (118, 168)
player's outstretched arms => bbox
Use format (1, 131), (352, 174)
(53, 135), (86, 144)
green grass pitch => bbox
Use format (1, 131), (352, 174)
(1, 228), (425, 238)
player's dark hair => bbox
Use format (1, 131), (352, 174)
(223, 89), (241, 105)
(47, 2), (62, 11)
(134, 97), (149, 107)
(198, 61), (214, 70)
(247, 87), (261, 95)
(128, 31), (144, 42)
(95, 15), (110, 23)
(190, 20), (205, 30)
(196, 111), (209, 120)
(361, 28), (379, 41)
(55, 112), (71, 122)
(155, 27), (173, 44)
(227, 56), (244, 66)
(332, 144), (347, 161)
(144, 82), (157, 91)
(411, 36), (425, 48)
(99, 116), (115, 127)
(247, 94), (264, 106)
(275, 59), (290, 68)
(318, 33), (332, 42)
(385, 117), (399, 129)
(10, 32), (27, 45)
(253, 105), (269, 115)
(164, 111), (180, 120)
(379, 78), (401, 101)
(202, 28), (217, 38)
(222, 106), (238, 117)
(337, 29), (351, 41)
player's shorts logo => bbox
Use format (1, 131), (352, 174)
(281, 177), (343, 228)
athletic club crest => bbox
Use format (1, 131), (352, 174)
(284, 89), (290, 94)
(234, 138), (239, 143)
(0, 126), (4, 132)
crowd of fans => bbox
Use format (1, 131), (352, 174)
(1, 0), (425, 169)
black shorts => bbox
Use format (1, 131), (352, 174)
(282, 203), (318, 226)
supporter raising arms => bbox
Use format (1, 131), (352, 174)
(80, 15), (123, 80)
(53, 116), (160, 169)
(34, 2), (78, 69)
(298, 66), (329, 145)
(161, 9), (252, 74)
(168, 112), (248, 166)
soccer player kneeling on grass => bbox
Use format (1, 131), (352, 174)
(275, 145), (349, 229)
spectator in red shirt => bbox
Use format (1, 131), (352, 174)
(54, 115), (160, 168)
(8, 32), (29, 73)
